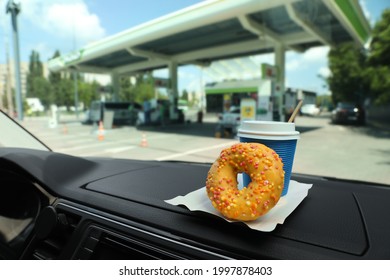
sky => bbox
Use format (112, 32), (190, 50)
(0, 0), (389, 95)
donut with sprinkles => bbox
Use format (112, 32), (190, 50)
(206, 143), (285, 221)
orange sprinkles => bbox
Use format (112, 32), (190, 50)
(206, 143), (284, 221)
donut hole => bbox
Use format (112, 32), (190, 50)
(237, 173), (246, 190)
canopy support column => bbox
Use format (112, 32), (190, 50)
(274, 43), (285, 122)
(168, 61), (178, 121)
(111, 73), (120, 101)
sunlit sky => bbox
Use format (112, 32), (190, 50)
(0, 0), (389, 95)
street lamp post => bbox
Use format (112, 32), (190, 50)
(6, 0), (23, 121)
(73, 70), (79, 119)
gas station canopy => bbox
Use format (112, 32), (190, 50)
(48, 0), (370, 75)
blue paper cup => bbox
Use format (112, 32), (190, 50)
(238, 121), (299, 196)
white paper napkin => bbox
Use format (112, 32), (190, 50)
(165, 176), (312, 232)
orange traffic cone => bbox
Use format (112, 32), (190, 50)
(98, 121), (104, 141)
(140, 133), (148, 147)
(63, 124), (68, 134)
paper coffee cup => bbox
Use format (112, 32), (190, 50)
(238, 120), (300, 196)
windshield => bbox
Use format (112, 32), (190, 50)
(337, 103), (355, 109)
(0, 111), (49, 151)
(0, 0), (389, 186)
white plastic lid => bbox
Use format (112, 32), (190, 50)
(238, 120), (300, 140)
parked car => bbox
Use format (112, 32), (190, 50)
(300, 104), (320, 116)
(331, 102), (365, 125)
(86, 101), (142, 126)
(215, 106), (240, 137)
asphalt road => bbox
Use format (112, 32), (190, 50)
(20, 112), (390, 186)
(293, 113), (390, 185)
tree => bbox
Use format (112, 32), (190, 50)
(366, 9), (390, 105)
(78, 80), (100, 109)
(32, 77), (51, 107)
(28, 50), (43, 77)
(327, 42), (368, 105)
(120, 73), (155, 103)
(134, 72), (155, 103)
(327, 9), (390, 106)
(133, 82), (155, 103)
(48, 50), (62, 107)
(58, 78), (74, 110)
(120, 76), (135, 102)
(27, 50), (51, 107)
(369, 9), (390, 66)
(181, 89), (189, 101)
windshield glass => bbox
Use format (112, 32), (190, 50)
(0, 111), (49, 151)
(337, 103), (355, 109)
(0, 0), (389, 186)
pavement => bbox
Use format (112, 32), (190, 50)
(293, 113), (390, 186)
(19, 112), (390, 186)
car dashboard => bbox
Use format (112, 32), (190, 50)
(0, 147), (389, 260)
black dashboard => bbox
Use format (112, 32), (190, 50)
(1, 147), (390, 259)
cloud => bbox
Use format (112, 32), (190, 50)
(21, 0), (105, 46)
(178, 68), (198, 80)
(251, 53), (274, 65)
(318, 66), (331, 78)
(286, 58), (300, 71)
(285, 46), (329, 72)
(302, 46), (330, 62)
(29, 42), (51, 58)
(184, 78), (202, 93)
(283, 47), (331, 92)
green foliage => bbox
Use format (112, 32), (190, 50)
(366, 9), (390, 105)
(120, 76), (134, 101)
(120, 73), (155, 103)
(48, 53), (62, 109)
(327, 42), (368, 104)
(27, 50), (45, 99)
(58, 78), (74, 109)
(327, 9), (390, 106)
(181, 89), (189, 100)
(181, 90), (199, 107)
(25, 49), (104, 111)
(49, 51), (62, 85)
(32, 77), (52, 107)
(369, 9), (390, 66)
(134, 83), (155, 103)
(365, 66), (390, 105)
(27, 50), (55, 109)
(78, 80), (100, 109)
(28, 50), (43, 77)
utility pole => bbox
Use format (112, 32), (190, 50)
(5, 41), (14, 116)
(6, 0), (23, 121)
(73, 70), (79, 119)
(72, 17), (79, 119)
